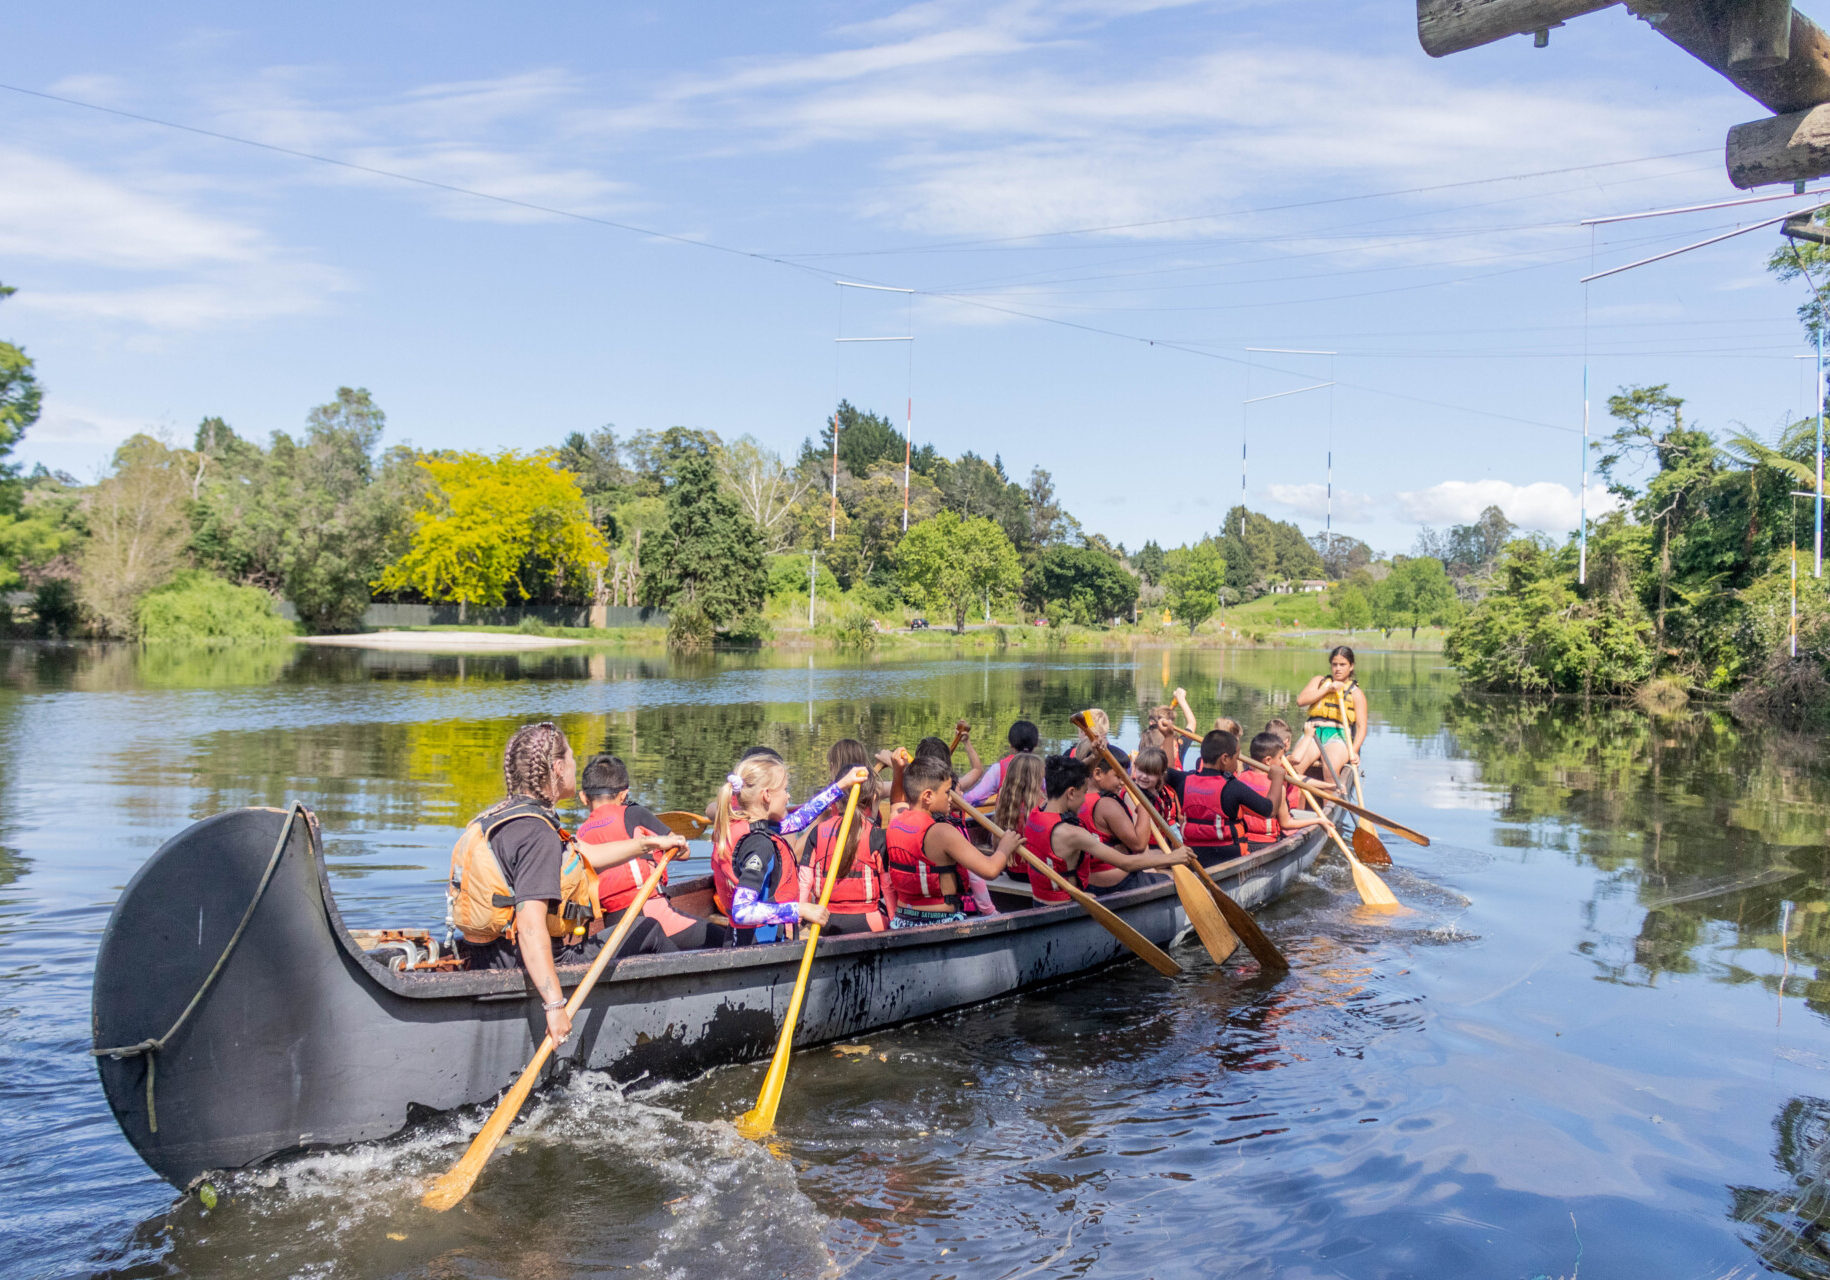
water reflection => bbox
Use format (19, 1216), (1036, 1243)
(1732, 1095), (1830, 1279)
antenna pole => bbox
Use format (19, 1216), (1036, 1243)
(829, 415), (838, 541)
(1818, 323), (1825, 578)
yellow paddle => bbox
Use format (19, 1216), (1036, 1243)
(1072, 711), (1287, 971)
(657, 810), (711, 839)
(734, 776), (864, 1139)
(1316, 748), (1392, 866)
(953, 796), (1181, 977)
(1234, 756), (1399, 908)
(422, 848), (681, 1211)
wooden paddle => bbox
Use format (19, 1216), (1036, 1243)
(1317, 748), (1392, 866)
(1072, 711), (1287, 971)
(422, 848), (682, 1211)
(1170, 724), (1429, 847)
(735, 777), (864, 1139)
(952, 796), (1181, 978)
(1234, 757), (1398, 908)
(949, 721), (969, 753)
(657, 811), (711, 839)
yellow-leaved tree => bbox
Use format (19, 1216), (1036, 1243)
(374, 450), (608, 610)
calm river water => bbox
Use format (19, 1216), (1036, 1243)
(2, 643), (1828, 1279)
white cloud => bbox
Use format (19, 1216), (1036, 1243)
(1394, 479), (1621, 533)
(1264, 482), (1376, 523)
(0, 146), (268, 270)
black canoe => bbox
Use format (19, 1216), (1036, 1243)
(92, 804), (1328, 1188)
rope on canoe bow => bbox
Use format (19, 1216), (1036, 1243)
(92, 802), (304, 1134)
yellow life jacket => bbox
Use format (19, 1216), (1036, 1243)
(1306, 678), (1359, 731)
(446, 799), (602, 946)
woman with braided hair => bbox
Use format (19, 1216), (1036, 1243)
(446, 722), (684, 1049)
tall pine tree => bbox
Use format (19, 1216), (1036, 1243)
(640, 437), (766, 645)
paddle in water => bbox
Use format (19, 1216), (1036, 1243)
(422, 848), (683, 1211)
(953, 795), (1181, 978)
(1076, 712), (1288, 971)
(1235, 756), (1399, 909)
(735, 776), (863, 1139)
(1316, 748), (1391, 866)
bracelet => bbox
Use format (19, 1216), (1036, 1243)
(542, 997), (567, 1011)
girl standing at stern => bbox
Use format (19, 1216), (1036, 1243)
(1289, 646), (1368, 783)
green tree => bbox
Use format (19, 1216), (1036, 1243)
(1311, 532), (1372, 580)
(1132, 539), (1167, 586)
(828, 463), (941, 587)
(78, 435), (193, 637)
(639, 439), (767, 643)
(190, 390), (413, 631)
(1330, 582), (1372, 630)
(1022, 544), (1139, 624)
(1446, 537), (1653, 695)
(1373, 556), (1460, 636)
(1598, 384), (1721, 668)
(376, 450), (608, 612)
(0, 282), (41, 506)
(1163, 539), (1227, 633)
(898, 510), (1022, 632)
(933, 452), (1032, 551)
(1024, 542), (1134, 622)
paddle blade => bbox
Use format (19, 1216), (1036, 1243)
(1191, 863), (1289, 970)
(1352, 822), (1393, 867)
(1170, 864), (1238, 965)
(1349, 856), (1402, 909)
(420, 1039), (554, 1211)
(657, 811), (709, 838)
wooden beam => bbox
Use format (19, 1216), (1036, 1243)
(1637, 0), (1830, 115)
(1729, 0), (1792, 72)
(1418, 0), (1618, 57)
(1727, 102), (1830, 187)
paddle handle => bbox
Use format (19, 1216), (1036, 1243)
(422, 849), (680, 1210)
(949, 722), (968, 753)
(953, 798), (1072, 900)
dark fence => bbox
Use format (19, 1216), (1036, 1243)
(277, 602), (668, 630)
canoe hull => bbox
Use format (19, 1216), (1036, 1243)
(93, 806), (1325, 1187)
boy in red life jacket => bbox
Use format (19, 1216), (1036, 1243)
(576, 754), (725, 951)
(1021, 754), (1192, 904)
(911, 736), (996, 915)
(887, 754), (1018, 928)
(795, 739), (895, 934)
(1167, 729), (1274, 864)
(1233, 733), (1314, 848)
(1072, 741), (1192, 894)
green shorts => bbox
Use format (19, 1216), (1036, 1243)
(1313, 725), (1347, 745)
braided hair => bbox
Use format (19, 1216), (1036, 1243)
(503, 721), (571, 805)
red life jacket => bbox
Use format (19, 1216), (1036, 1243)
(1021, 807), (1075, 905)
(885, 809), (959, 911)
(1143, 781), (1183, 831)
(579, 803), (668, 913)
(722, 827), (799, 944)
(712, 816), (767, 916)
(1182, 771), (1234, 848)
(1075, 790), (1128, 887)
(807, 813), (884, 914)
(1236, 770), (1281, 844)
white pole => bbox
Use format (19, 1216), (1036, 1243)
(1579, 362), (1590, 586)
(809, 551), (817, 627)
(1817, 323), (1824, 578)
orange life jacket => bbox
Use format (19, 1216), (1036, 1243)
(1236, 770), (1281, 844)
(806, 813), (885, 915)
(446, 799), (601, 946)
(579, 802), (667, 914)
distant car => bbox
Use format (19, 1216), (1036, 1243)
(909, 617), (929, 630)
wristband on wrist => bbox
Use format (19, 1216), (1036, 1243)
(543, 997), (567, 1011)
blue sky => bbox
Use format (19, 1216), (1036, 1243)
(2, 1), (1819, 555)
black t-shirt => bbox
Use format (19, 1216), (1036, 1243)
(1163, 769), (1272, 855)
(490, 810), (565, 908)
(625, 803), (664, 837)
(734, 824), (787, 897)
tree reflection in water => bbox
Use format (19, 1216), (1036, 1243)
(1733, 1096), (1830, 1279)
